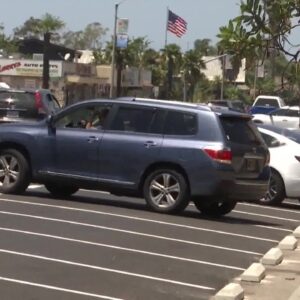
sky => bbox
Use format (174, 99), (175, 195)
(1, 0), (242, 50)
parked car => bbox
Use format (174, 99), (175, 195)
(207, 100), (248, 113)
(257, 124), (300, 205)
(0, 97), (270, 216)
(0, 88), (61, 123)
(252, 95), (286, 108)
(252, 106), (300, 129)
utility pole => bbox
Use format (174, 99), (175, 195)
(42, 32), (51, 89)
(109, 3), (119, 98)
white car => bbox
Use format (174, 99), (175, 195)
(253, 106), (300, 129)
(258, 125), (300, 205)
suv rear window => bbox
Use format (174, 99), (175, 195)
(220, 117), (262, 144)
(0, 91), (38, 118)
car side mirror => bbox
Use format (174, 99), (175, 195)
(270, 140), (284, 147)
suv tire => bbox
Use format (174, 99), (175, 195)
(45, 183), (79, 198)
(143, 169), (190, 214)
(0, 149), (30, 194)
(193, 197), (237, 216)
(259, 171), (285, 205)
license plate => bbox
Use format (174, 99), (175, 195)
(246, 159), (257, 171)
(6, 111), (19, 118)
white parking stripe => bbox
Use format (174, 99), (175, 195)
(0, 227), (256, 266)
(0, 249), (215, 291)
(254, 225), (292, 232)
(0, 198), (279, 242)
(0, 211), (269, 253)
(238, 202), (300, 214)
(234, 210), (300, 222)
(0, 276), (124, 299)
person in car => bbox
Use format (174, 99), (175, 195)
(86, 108), (109, 129)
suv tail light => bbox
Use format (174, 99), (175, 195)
(35, 91), (45, 114)
(203, 147), (232, 164)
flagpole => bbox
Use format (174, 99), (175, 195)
(164, 7), (169, 47)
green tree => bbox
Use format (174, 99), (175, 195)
(62, 22), (108, 50)
(0, 24), (17, 55)
(217, 0), (300, 72)
(14, 14), (65, 42)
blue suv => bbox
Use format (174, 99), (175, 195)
(0, 97), (270, 216)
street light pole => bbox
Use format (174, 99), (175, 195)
(203, 54), (228, 100)
(109, 3), (119, 98)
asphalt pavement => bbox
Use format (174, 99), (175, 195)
(0, 185), (299, 300)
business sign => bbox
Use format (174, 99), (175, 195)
(116, 34), (128, 49)
(0, 59), (63, 78)
(117, 18), (129, 34)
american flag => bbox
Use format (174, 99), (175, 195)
(167, 10), (187, 38)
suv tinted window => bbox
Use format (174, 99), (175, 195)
(55, 104), (111, 129)
(220, 117), (261, 144)
(164, 111), (197, 135)
(111, 106), (164, 134)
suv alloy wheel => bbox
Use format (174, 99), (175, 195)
(143, 169), (190, 213)
(0, 149), (30, 194)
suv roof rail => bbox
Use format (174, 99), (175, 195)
(117, 97), (212, 111)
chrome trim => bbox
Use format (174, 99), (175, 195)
(38, 171), (134, 186)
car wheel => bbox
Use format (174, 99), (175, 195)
(0, 149), (30, 194)
(259, 171), (285, 205)
(45, 183), (79, 198)
(143, 169), (190, 213)
(193, 197), (237, 216)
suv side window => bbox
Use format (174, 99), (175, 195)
(110, 106), (164, 134)
(164, 110), (197, 136)
(55, 104), (111, 129)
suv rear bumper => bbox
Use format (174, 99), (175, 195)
(225, 179), (269, 201)
(190, 166), (270, 202)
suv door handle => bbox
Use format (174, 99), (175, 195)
(144, 141), (157, 148)
(87, 136), (99, 143)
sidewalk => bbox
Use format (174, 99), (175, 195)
(213, 226), (300, 300)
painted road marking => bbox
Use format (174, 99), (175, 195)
(238, 202), (300, 214)
(0, 276), (124, 299)
(233, 210), (300, 222)
(0, 249), (215, 291)
(0, 212), (267, 254)
(0, 198), (279, 242)
(0, 227), (251, 268)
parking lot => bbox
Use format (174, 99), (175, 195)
(0, 185), (299, 300)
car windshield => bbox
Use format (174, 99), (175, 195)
(258, 125), (300, 144)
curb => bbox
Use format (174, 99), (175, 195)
(213, 227), (300, 300)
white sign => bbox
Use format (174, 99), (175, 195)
(117, 19), (129, 34)
(0, 59), (63, 78)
